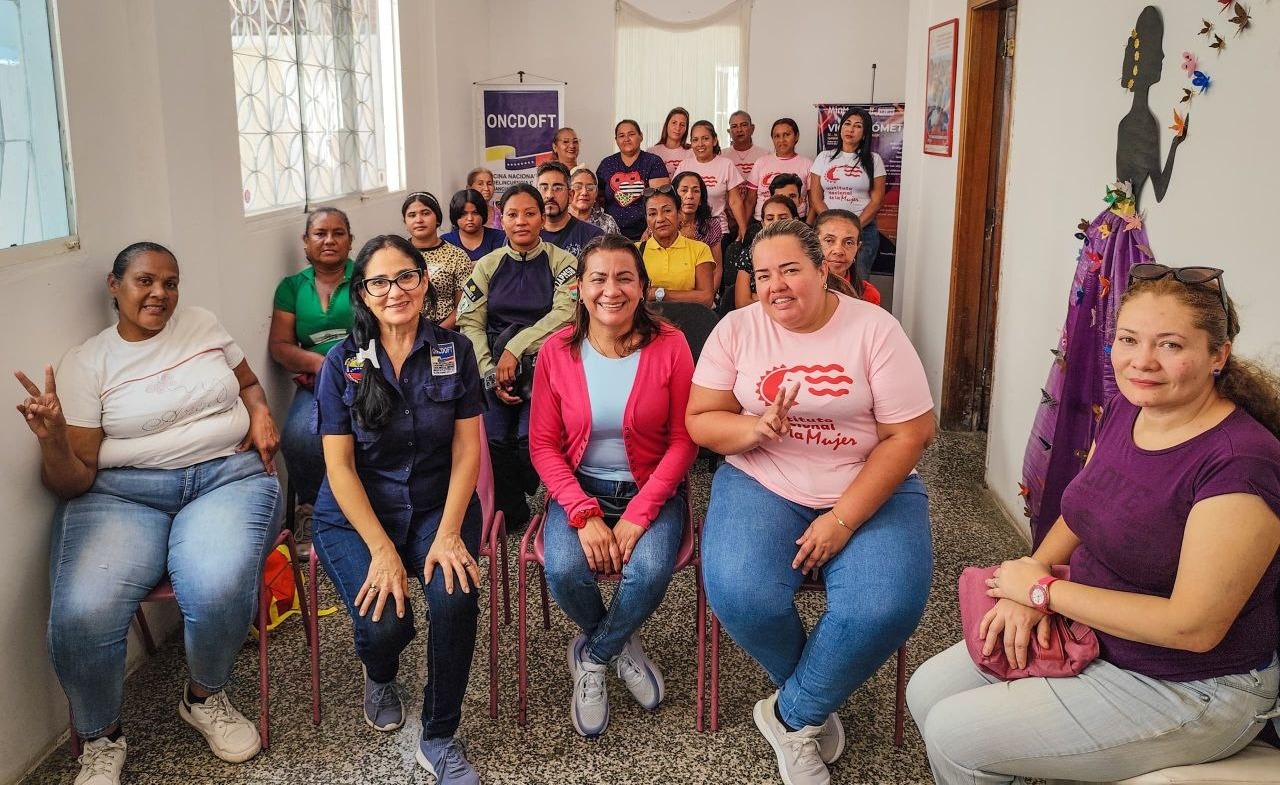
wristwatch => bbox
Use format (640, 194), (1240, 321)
(654, 287), (666, 302)
(1028, 575), (1061, 614)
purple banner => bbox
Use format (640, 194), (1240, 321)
(479, 87), (563, 194)
(815, 103), (905, 242)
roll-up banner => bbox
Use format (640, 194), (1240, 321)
(475, 85), (566, 198)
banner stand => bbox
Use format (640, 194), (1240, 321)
(474, 74), (567, 197)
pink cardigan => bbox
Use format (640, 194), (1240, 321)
(529, 323), (697, 529)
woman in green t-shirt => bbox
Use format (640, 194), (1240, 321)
(268, 207), (356, 504)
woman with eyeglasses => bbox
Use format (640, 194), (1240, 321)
(596, 119), (670, 241)
(636, 185), (716, 309)
(402, 191), (473, 329)
(909, 265), (1280, 784)
(568, 167), (621, 236)
(310, 234), (486, 785)
(551, 127), (581, 170)
(441, 188), (506, 263)
(647, 106), (691, 178)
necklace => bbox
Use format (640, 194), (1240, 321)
(587, 331), (632, 358)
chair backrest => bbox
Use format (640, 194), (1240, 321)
(653, 301), (720, 362)
(476, 419), (498, 541)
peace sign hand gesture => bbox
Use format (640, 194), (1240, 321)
(15, 365), (67, 444)
(754, 381), (800, 445)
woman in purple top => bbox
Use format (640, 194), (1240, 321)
(907, 266), (1280, 784)
(595, 119), (669, 241)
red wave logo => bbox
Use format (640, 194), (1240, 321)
(824, 164), (863, 182)
(756, 364), (853, 404)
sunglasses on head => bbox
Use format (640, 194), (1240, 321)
(641, 184), (675, 199)
(1127, 263), (1233, 335)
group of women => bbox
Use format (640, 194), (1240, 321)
(15, 109), (1279, 785)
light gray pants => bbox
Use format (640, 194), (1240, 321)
(906, 641), (1279, 784)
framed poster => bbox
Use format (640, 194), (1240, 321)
(473, 84), (565, 197)
(924, 18), (958, 157)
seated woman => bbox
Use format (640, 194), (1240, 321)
(907, 267), (1280, 785)
(17, 242), (281, 783)
(568, 167), (621, 236)
(465, 167), (501, 230)
(441, 188), (506, 263)
(814, 210), (881, 307)
(457, 184), (578, 530)
(402, 191), (473, 329)
(269, 207), (355, 507)
(529, 234), (698, 738)
(687, 219), (935, 785)
(674, 120), (748, 244)
(670, 170), (725, 291)
(732, 194), (800, 309)
(637, 186), (716, 309)
(311, 234), (486, 785)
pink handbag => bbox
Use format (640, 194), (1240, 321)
(958, 564), (1100, 680)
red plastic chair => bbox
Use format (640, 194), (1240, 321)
(516, 491), (708, 729)
(705, 577), (908, 745)
(69, 528), (318, 756)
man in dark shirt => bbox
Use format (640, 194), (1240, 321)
(537, 161), (603, 258)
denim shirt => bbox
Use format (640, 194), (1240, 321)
(312, 320), (486, 542)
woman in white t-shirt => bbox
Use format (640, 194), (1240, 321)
(674, 121), (749, 244)
(687, 219), (934, 785)
(15, 242), (281, 782)
(808, 107), (887, 282)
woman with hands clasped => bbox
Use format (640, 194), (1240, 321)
(687, 219), (935, 785)
(311, 234), (485, 785)
(907, 267), (1280, 784)
(529, 234), (698, 738)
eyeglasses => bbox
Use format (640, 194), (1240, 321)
(537, 183), (568, 193)
(359, 268), (425, 297)
(570, 183), (597, 192)
(1127, 263), (1233, 334)
(556, 138), (580, 146)
(641, 184), (675, 199)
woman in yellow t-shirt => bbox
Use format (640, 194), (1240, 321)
(636, 185), (715, 308)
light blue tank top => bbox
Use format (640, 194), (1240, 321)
(578, 342), (641, 482)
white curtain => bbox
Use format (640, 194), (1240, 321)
(614, 0), (751, 145)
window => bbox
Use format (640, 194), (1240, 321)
(0, 0), (73, 249)
(229, 0), (403, 215)
(614, 0), (749, 143)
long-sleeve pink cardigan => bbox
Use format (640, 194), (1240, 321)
(529, 323), (698, 529)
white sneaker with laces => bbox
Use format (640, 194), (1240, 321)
(753, 692), (830, 785)
(179, 689), (262, 763)
(74, 736), (126, 785)
(567, 634), (609, 738)
(611, 633), (665, 710)
(816, 711), (846, 764)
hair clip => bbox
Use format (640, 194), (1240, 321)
(356, 338), (380, 370)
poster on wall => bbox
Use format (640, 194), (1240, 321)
(924, 18), (958, 157)
(815, 103), (905, 244)
(473, 84), (565, 197)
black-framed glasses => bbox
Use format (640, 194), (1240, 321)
(1127, 263), (1233, 334)
(359, 268), (424, 297)
(641, 184), (674, 199)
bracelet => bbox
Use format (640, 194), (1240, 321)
(569, 505), (604, 529)
(830, 510), (850, 530)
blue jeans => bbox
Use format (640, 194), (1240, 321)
(703, 463), (932, 729)
(280, 386), (325, 505)
(47, 450), (281, 737)
(854, 218), (880, 284)
(483, 390), (538, 525)
(543, 474), (685, 664)
(312, 498), (481, 740)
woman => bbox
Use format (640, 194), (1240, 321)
(466, 167), (501, 230)
(674, 120), (748, 244)
(441, 188), (506, 262)
(18, 242), (281, 782)
(270, 207), (355, 506)
(814, 210), (882, 307)
(568, 167), (621, 236)
(749, 118), (814, 221)
(457, 184), (578, 530)
(670, 170), (725, 286)
(732, 195), (800, 309)
(550, 127), (580, 169)
(596, 120), (669, 241)
(312, 234), (485, 785)
(907, 267), (1280, 785)
(808, 107), (886, 283)
(403, 191), (473, 329)
(647, 106), (691, 178)
(529, 234), (698, 738)
(687, 219), (935, 785)
(637, 186), (716, 309)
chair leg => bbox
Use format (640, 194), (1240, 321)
(133, 607), (158, 656)
(283, 533), (320, 728)
(488, 539), (499, 720)
(695, 564), (707, 732)
(517, 552), (529, 727)
(709, 613), (721, 732)
(894, 644), (907, 747)
(309, 547), (322, 725)
(538, 564), (551, 631)
(498, 516), (512, 625)
(258, 578), (271, 750)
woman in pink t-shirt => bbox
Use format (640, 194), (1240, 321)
(675, 121), (749, 243)
(646, 106), (690, 178)
(687, 219), (935, 785)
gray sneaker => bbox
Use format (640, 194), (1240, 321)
(362, 664), (404, 731)
(816, 712), (845, 764)
(611, 633), (665, 710)
(74, 736), (126, 785)
(415, 735), (479, 785)
(753, 692), (830, 785)
(568, 633), (609, 738)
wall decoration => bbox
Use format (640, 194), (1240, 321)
(923, 19), (958, 157)
(472, 78), (565, 197)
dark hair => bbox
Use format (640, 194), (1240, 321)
(689, 120), (721, 156)
(303, 207), (351, 237)
(614, 119), (642, 138)
(498, 182), (545, 213)
(762, 195), (799, 220)
(109, 241), (177, 311)
(401, 191), (442, 225)
(448, 188), (488, 226)
(828, 107), (875, 181)
(753, 218), (822, 267)
(670, 171), (710, 228)
(770, 117), (800, 138)
(768, 173), (805, 196)
(813, 210), (870, 298)
(1120, 276), (1280, 440)
(566, 234), (665, 359)
(642, 185), (682, 215)
(536, 160), (571, 184)
(657, 107), (691, 148)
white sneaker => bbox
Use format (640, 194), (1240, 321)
(179, 689), (262, 763)
(753, 692), (830, 785)
(74, 736), (126, 785)
(816, 712), (846, 764)
(567, 634), (609, 738)
(611, 634), (665, 710)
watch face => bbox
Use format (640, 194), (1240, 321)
(1030, 585), (1047, 608)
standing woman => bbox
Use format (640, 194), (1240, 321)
(466, 168), (501, 230)
(647, 107), (691, 178)
(749, 118), (814, 221)
(403, 191), (473, 329)
(312, 234), (486, 785)
(675, 120), (749, 244)
(596, 119), (669, 241)
(530, 234), (698, 737)
(270, 207), (355, 506)
(688, 219), (934, 785)
(551, 127), (581, 170)
(568, 167), (621, 236)
(808, 107), (886, 283)
(441, 188), (506, 263)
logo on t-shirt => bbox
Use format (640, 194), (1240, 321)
(702, 175), (719, 188)
(610, 171), (645, 206)
(825, 164), (864, 182)
(756, 364), (853, 405)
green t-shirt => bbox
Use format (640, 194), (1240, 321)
(272, 260), (356, 355)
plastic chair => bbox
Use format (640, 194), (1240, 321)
(651, 301), (719, 362)
(515, 491), (708, 729)
(69, 528), (318, 756)
(705, 576), (909, 746)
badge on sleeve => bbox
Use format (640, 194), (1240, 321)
(430, 342), (457, 376)
(343, 354), (364, 382)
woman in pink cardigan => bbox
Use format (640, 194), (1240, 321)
(530, 233), (698, 738)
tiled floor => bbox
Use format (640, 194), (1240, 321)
(24, 431), (1028, 785)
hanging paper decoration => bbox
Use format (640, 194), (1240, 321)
(1199, 19), (1214, 36)
(1209, 33), (1227, 51)
(1181, 52), (1199, 74)
(1229, 3), (1251, 34)
(1192, 70), (1212, 92)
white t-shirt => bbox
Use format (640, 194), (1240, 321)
(674, 154), (745, 221)
(647, 143), (689, 178)
(749, 153), (815, 219)
(692, 294), (933, 508)
(58, 306), (250, 470)
(809, 150), (887, 216)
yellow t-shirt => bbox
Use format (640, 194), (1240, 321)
(638, 234), (714, 291)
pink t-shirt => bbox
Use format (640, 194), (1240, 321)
(647, 143), (689, 178)
(723, 144), (770, 182)
(674, 155), (744, 221)
(692, 294), (933, 507)
(749, 153), (815, 219)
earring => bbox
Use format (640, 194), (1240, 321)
(1212, 367), (1222, 378)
